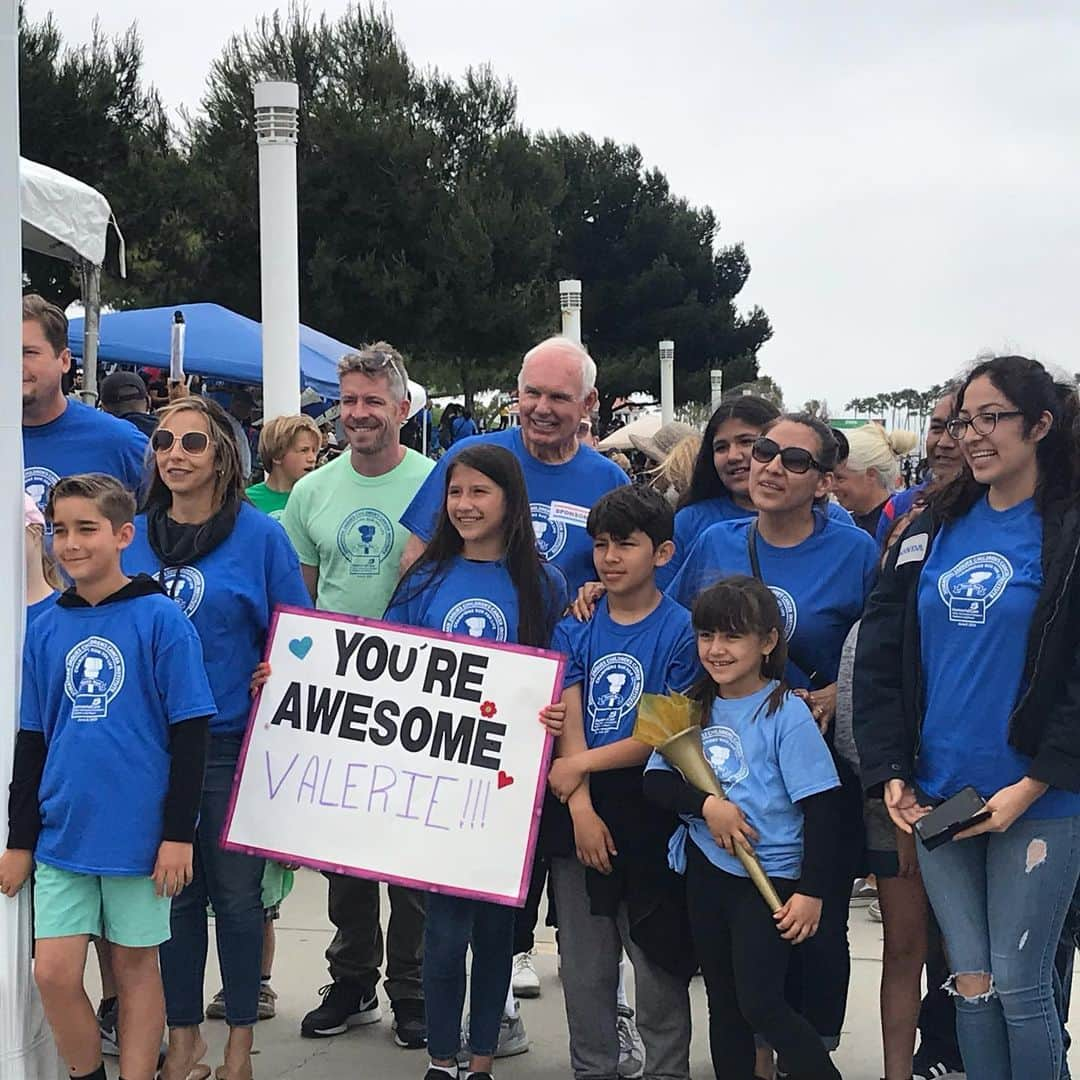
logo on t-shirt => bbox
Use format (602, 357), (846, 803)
(587, 653), (645, 736)
(160, 566), (206, 618)
(337, 508), (395, 576)
(64, 636), (125, 721)
(530, 502), (567, 561)
(769, 587), (798, 640)
(937, 552), (1013, 627)
(25, 466), (61, 514)
(443, 598), (509, 642)
(701, 725), (750, 788)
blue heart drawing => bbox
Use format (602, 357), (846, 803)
(289, 636), (313, 660)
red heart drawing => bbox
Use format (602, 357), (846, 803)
(497, 770), (514, 790)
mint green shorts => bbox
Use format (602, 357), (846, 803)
(34, 862), (172, 947)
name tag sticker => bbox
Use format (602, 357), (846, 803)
(549, 501), (590, 528)
(895, 533), (929, 568)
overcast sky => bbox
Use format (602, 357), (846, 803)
(35, 1), (1080, 413)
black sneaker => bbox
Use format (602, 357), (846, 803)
(300, 981), (381, 1038)
(424, 1069), (462, 1080)
(392, 998), (428, 1049)
(912, 1044), (965, 1079)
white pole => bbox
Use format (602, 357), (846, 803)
(1, 1), (63, 1075)
(254, 81), (301, 422)
(559, 279), (582, 345)
(660, 340), (675, 426)
(710, 367), (724, 410)
(78, 262), (100, 405)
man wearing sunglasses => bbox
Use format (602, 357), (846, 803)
(282, 342), (433, 1051)
(22, 294), (149, 515)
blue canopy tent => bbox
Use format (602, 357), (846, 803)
(68, 302), (352, 400)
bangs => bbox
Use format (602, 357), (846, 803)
(690, 576), (782, 638)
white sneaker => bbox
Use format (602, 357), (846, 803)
(868, 898), (883, 923)
(616, 1005), (645, 1078)
(512, 950), (541, 998)
(496, 1005), (530, 1057)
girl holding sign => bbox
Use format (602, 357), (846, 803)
(385, 444), (568, 1080)
(123, 397), (311, 1080)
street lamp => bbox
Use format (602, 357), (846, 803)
(559, 279), (582, 345)
(659, 340), (675, 426)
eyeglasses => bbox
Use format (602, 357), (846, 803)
(151, 429), (211, 455)
(945, 411), (1024, 439)
(751, 436), (825, 475)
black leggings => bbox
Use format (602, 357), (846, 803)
(685, 843), (841, 1080)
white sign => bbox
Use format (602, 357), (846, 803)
(223, 606), (565, 906)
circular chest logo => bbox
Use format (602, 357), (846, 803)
(25, 466), (61, 514)
(442, 599), (509, 642)
(701, 725), (750, 788)
(938, 552), (1013, 627)
(587, 653), (645, 737)
(337, 508), (395, 576)
(769, 586), (798, 641)
(64, 636), (125, 721)
(531, 502), (566, 561)
(160, 566), (206, 618)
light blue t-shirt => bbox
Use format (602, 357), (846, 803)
(917, 496), (1080, 819)
(667, 515), (878, 689)
(647, 682), (839, 879)
(23, 400), (148, 513)
(551, 595), (701, 748)
(384, 555), (568, 644)
(123, 503), (313, 735)
(21, 590), (216, 875)
(400, 428), (630, 592)
(661, 498), (854, 590)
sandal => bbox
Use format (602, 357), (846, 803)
(214, 1064), (254, 1080)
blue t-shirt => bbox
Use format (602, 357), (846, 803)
(661, 498), (854, 590)
(400, 428), (630, 592)
(384, 555), (569, 644)
(21, 591), (216, 875)
(874, 484), (926, 549)
(26, 592), (58, 627)
(646, 682), (839, 879)
(552, 595), (701, 748)
(668, 516), (878, 689)
(917, 496), (1080, 819)
(123, 503), (313, 735)
(23, 401), (148, 513)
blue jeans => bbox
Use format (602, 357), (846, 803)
(423, 892), (515, 1060)
(160, 735), (266, 1027)
(917, 815), (1080, 1080)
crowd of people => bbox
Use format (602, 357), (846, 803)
(4, 290), (1080, 1080)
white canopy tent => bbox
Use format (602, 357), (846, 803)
(19, 156), (125, 403)
(597, 411), (662, 452)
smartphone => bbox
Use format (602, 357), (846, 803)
(914, 786), (990, 850)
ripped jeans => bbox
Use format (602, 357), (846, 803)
(917, 815), (1080, 1080)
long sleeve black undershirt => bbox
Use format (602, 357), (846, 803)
(7, 716), (210, 852)
(641, 769), (836, 898)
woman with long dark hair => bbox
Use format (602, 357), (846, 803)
(385, 443), (568, 1080)
(855, 356), (1080, 1079)
(668, 412), (879, 1071)
(123, 396), (311, 1080)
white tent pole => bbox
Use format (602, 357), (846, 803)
(1, 1), (63, 1075)
(78, 261), (100, 405)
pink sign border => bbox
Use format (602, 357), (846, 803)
(220, 603), (565, 907)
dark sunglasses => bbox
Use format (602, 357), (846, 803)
(751, 436), (825, 475)
(151, 429), (211, 455)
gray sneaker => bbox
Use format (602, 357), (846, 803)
(457, 1005), (531, 1062)
(97, 998), (120, 1057)
(205, 988), (226, 1020)
(616, 1005), (645, 1078)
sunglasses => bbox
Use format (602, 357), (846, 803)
(353, 350), (406, 382)
(151, 429), (211, 455)
(751, 436), (825, 475)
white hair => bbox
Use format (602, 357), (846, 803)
(519, 336), (597, 399)
(846, 424), (918, 489)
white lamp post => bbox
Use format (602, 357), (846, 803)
(559, 279), (582, 345)
(254, 81), (301, 421)
(710, 367), (724, 410)
(1, 1), (63, 1074)
(659, 340), (675, 426)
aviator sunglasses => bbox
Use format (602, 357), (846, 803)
(151, 429), (211, 455)
(751, 436), (825, 475)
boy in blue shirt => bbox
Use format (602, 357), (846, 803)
(0, 474), (216, 1080)
(547, 485), (699, 1080)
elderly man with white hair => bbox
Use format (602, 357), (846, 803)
(400, 335), (633, 1063)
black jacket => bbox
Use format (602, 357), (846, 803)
(853, 499), (1080, 796)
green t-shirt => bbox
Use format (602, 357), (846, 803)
(245, 481), (291, 521)
(282, 448), (435, 618)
